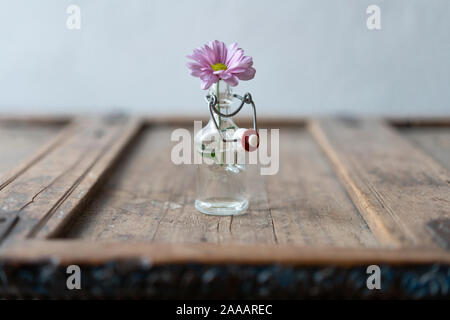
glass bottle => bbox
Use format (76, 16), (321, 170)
(194, 80), (248, 215)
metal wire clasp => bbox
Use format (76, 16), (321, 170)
(205, 92), (258, 143)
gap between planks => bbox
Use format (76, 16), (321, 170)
(0, 116), (142, 244)
(308, 118), (450, 249)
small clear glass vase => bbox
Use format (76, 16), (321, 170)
(194, 81), (248, 215)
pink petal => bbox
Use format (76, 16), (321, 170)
(227, 48), (244, 68)
(236, 67), (256, 81)
(201, 75), (218, 90)
(222, 74), (239, 87)
(187, 49), (209, 66)
(211, 40), (220, 63)
(226, 43), (239, 64)
(190, 70), (202, 77)
(218, 40), (227, 63)
(200, 72), (213, 81)
(201, 80), (212, 90)
(186, 62), (202, 70)
(213, 70), (226, 76)
(204, 46), (217, 65)
(219, 72), (231, 80)
(186, 62), (205, 77)
(239, 56), (253, 68)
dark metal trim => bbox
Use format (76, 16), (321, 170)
(0, 259), (448, 299)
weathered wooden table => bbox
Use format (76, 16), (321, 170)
(0, 115), (448, 299)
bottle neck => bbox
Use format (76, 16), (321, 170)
(210, 105), (235, 129)
(208, 80), (235, 128)
(209, 80), (233, 106)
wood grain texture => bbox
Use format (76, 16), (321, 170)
(0, 116), (141, 244)
(65, 126), (376, 247)
(1, 240), (448, 266)
(266, 128), (378, 247)
(32, 117), (142, 239)
(0, 122), (63, 178)
(399, 127), (450, 171)
(1, 116), (448, 267)
(310, 118), (450, 248)
(66, 126), (277, 244)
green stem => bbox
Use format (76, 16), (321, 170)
(216, 80), (221, 127)
(216, 80), (224, 165)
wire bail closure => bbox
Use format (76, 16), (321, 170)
(205, 92), (258, 143)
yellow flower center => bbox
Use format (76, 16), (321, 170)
(211, 63), (227, 72)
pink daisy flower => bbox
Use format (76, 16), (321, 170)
(187, 40), (256, 90)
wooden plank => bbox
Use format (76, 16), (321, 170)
(0, 212), (19, 242)
(0, 115), (142, 244)
(426, 219), (450, 250)
(398, 127), (450, 171)
(32, 117), (142, 238)
(1, 240), (448, 266)
(219, 172), (277, 245)
(0, 122), (64, 179)
(65, 126), (376, 247)
(0, 122), (77, 195)
(309, 118), (450, 248)
(66, 126), (278, 244)
(64, 126), (195, 241)
(266, 127), (378, 247)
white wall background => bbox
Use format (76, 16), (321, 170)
(0, 0), (449, 117)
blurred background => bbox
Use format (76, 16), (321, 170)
(0, 0), (449, 117)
